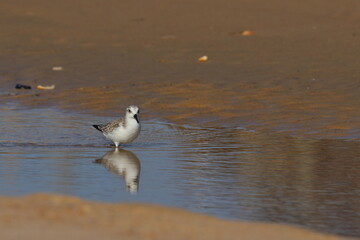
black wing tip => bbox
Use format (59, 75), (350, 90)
(92, 125), (102, 131)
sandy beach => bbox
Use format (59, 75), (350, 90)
(0, 194), (354, 240)
(0, 0), (359, 239)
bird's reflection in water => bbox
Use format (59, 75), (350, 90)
(95, 149), (141, 193)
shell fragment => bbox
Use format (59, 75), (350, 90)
(198, 55), (208, 62)
(37, 85), (56, 90)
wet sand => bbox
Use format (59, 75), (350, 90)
(0, 0), (359, 138)
(0, 0), (359, 238)
(0, 194), (353, 240)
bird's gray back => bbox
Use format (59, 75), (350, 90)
(100, 118), (124, 133)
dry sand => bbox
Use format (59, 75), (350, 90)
(0, 0), (359, 239)
(0, 194), (353, 240)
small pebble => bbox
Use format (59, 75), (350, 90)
(15, 84), (32, 90)
(52, 66), (63, 71)
(241, 30), (254, 36)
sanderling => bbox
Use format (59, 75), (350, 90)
(93, 105), (141, 147)
(94, 149), (141, 193)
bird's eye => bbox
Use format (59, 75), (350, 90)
(128, 109), (131, 113)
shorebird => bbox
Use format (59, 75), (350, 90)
(92, 105), (141, 147)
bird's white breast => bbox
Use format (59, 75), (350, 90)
(105, 121), (140, 144)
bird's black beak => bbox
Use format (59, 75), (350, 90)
(134, 114), (139, 123)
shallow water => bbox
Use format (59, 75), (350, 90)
(0, 103), (359, 237)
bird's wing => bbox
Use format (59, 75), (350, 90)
(101, 118), (124, 133)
